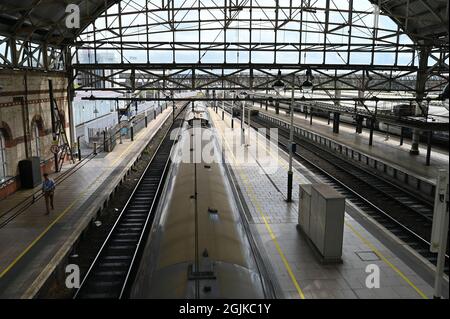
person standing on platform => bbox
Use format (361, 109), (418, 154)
(42, 173), (56, 215)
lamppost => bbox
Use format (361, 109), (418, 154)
(273, 70), (313, 202)
(273, 72), (291, 200)
(230, 90), (236, 129)
(222, 91), (225, 120)
(247, 91), (253, 146)
(239, 91), (248, 145)
(172, 92), (176, 122)
(163, 90), (174, 122)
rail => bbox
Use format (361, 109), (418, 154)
(74, 102), (188, 299)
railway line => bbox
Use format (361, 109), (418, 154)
(129, 103), (274, 299)
(220, 104), (448, 275)
(74, 105), (188, 299)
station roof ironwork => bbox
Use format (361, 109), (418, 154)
(0, 0), (447, 47)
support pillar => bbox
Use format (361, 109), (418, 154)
(400, 127), (404, 146)
(410, 45), (432, 155)
(426, 131), (433, 166)
(287, 171), (293, 202)
(410, 131), (420, 155)
(77, 136), (81, 161)
(172, 101), (175, 122)
(65, 47), (76, 149)
(332, 112), (340, 134)
(369, 118), (374, 146)
(49, 80), (58, 172)
(103, 130), (107, 152)
(356, 115), (363, 134)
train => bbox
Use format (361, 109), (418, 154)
(262, 99), (448, 147)
(130, 103), (272, 299)
(231, 106), (260, 118)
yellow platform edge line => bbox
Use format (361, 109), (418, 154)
(218, 109), (428, 300)
(345, 222), (428, 299)
(0, 118), (156, 278)
(211, 110), (306, 299)
(237, 111), (428, 300)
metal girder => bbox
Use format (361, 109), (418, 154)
(79, 95), (449, 131)
(1, 1), (448, 103)
(65, 1), (448, 99)
(0, 36), (65, 70)
(72, 63), (446, 94)
(73, 62), (418, 71)
(370, 0), (449, 45)
(0, 1), (447, 47)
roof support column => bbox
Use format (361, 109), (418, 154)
(42, 43), (49, 71)
(65, 47), (76, 149)
(9, 37), (18, 68)
(410, 45), (431, 155)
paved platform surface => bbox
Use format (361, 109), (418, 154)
(0, 107), (172, 298)
(210, 108), (435, 299)
(257, 106), (448, 183)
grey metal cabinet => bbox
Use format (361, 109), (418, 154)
(298, 183), (345, 263)
(298, 184), (312, 236)
(310, 184), (345, 262)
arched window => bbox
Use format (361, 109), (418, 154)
(0, 130), (6, 181)
(31, 122), (41, 157)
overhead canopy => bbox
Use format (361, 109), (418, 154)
(369, 0), (449, 45)
(0, 0), (115, 46)
(0, 0), (448, 47)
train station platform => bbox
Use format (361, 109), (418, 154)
(258, 106), (448, 185)
(0, 107), (173, 298)
(209, 108), (437, 299)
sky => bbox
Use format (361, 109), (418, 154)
(75, 0), (426, 68)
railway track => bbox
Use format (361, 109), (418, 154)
(221, 105), (448, 274)
(74, 107), (187, 299)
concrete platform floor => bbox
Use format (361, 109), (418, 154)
(209, 108), (436, 299)
(0, 107), (172, 298)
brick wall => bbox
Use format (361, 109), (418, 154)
(0, 69), (70, 199)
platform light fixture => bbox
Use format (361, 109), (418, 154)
(273, 70), (285, 94)
(164, 90), (175, 122)
(301, 68), (314, 95)
(271, 70), (298, 202)
(230, 90), (236, 128)
(301, 79), (313, 94)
